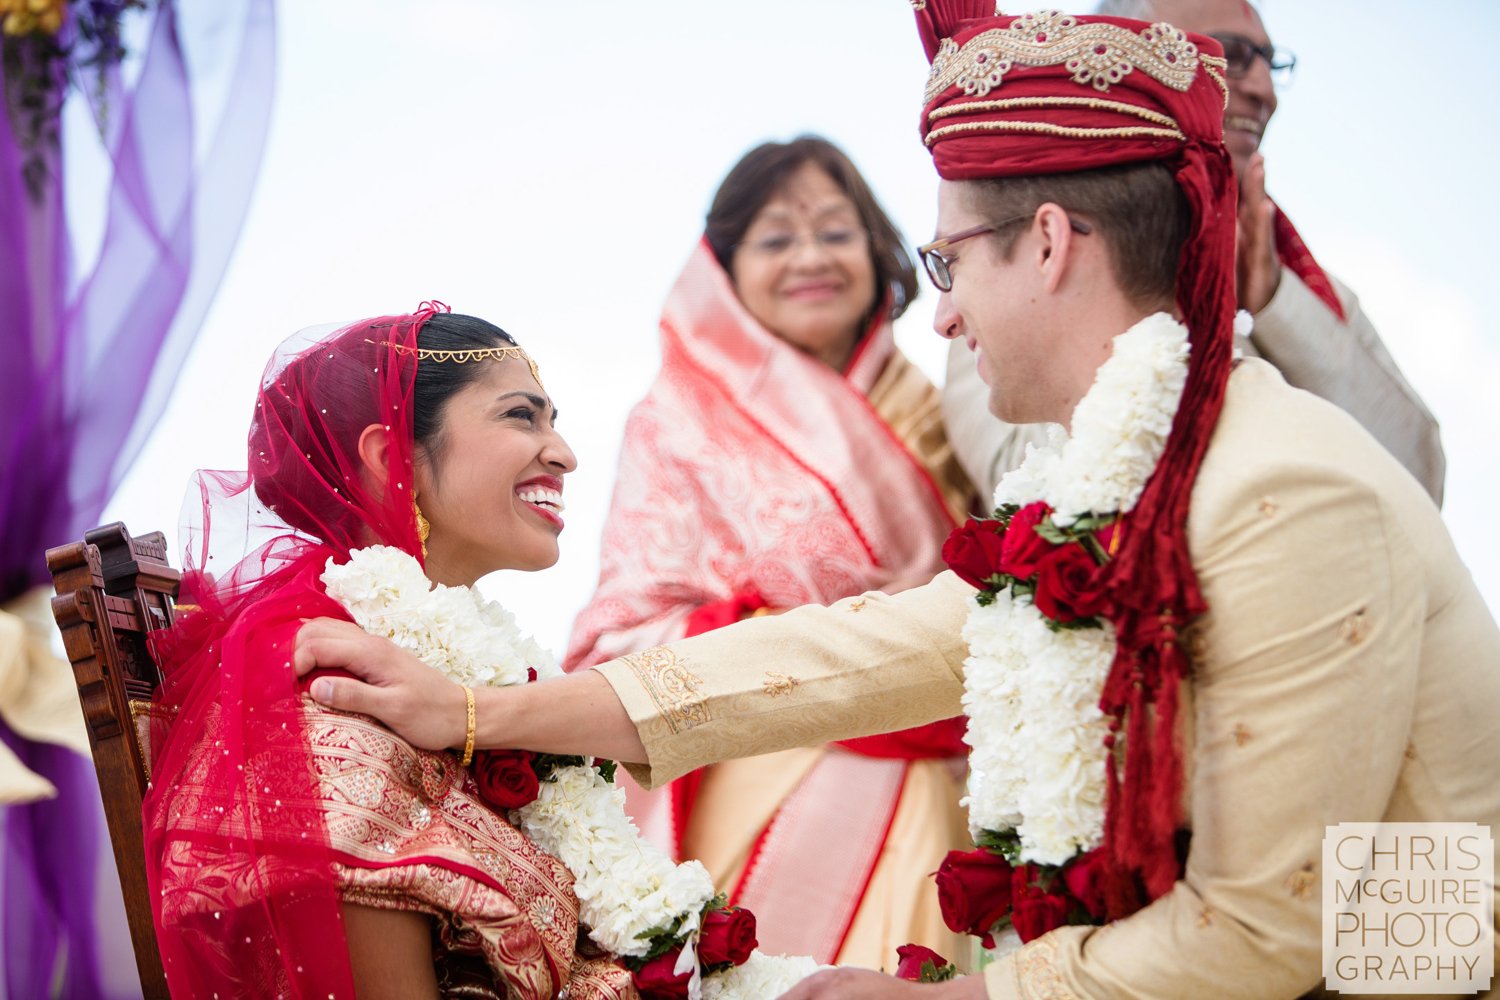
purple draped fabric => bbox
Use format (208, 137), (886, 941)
(0, 1), (276, 995)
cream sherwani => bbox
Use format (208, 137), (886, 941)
(942, 270), (1446, 506)
(598, 360), (1500, 999)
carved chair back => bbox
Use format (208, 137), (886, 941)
(46, 522), (183, 1000)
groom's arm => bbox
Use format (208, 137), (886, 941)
(297, 572), (971, 777)
(594, 571), (973, 789)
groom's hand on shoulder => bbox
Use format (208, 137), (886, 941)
(293, 617), (466, 751)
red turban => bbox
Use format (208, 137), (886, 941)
(912, 3), (1237, 916)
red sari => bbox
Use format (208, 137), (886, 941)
(567, 244), (976, 966)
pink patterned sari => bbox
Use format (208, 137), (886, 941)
(566, 242), (975, 966)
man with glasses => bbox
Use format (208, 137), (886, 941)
(942, 0), (1445, 508)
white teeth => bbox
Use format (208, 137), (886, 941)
(517, 487), (565, 513)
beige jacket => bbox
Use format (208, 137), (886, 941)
(599, 360), (1500, 999)
(942, 269), (1447, 506)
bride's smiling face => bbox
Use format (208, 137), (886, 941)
(413, 357), (575, 585)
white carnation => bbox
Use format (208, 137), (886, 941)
(993, 427), (1064, 509)
(961, 593), (1028, 836)
(513, 763), (714, 958)
(701, 951), (827, 1000)
(1046, 312), (1189, 525)
(960, 312), (1188, 868)
(326, 546), (819, 979)
(1010, 611), (1113, 864)
(1233, 308), (1254, 338)
(322, 545), (547, 689)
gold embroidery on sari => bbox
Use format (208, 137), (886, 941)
(155, 699), (607, 1000)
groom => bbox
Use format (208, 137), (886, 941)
(298, 4), (1500, 997)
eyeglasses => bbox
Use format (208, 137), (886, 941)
(1209, 32), (1296, 87)
(916, 214), (1092, 292)
(736, 226), (869, 259)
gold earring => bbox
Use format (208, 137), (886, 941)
(413, 497), (431, 559)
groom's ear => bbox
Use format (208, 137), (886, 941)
(355, 422), (392, 492)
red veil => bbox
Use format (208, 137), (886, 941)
(143, 308), (431, 997)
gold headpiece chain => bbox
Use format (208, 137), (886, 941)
(367, 340), (544, 392)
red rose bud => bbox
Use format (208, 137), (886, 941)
(997, 502), (1052, 579)
(894, 944), (951, 981)
(934, 848), (1012, 946)
(1011, 890), (1070, 942)
(631, 948), (692, 1000)
(699, 906), (757, 967)
(526, 666), (538, 683)
(942, 518), (1008, 591)
(1062, 848), (1110, 920)
(473, 749), (541, 810)
(1032, 542), (1113, 622)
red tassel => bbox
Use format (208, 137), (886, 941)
(1093, 139), (1237, 917)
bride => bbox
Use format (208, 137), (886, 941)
(143, 304), (638, 999)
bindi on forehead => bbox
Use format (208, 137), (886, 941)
(754, 199), (858, 230)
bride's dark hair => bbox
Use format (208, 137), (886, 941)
(249, 311), (521, 546)
(413, 313), (519, 458)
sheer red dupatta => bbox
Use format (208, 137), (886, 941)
(143, 308), (434, 998)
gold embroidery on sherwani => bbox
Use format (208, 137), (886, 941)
(1285, 861), (1317, 900)
(847, 597), (868, 613)
(1231, 723), (1252, 747)
(762, 672), (799, 698)
(1258, 496), (1280, 518)
(1340, 608), (1370, 645)
(1015, 933), (1083, 999)
(621, 645), (709, 734)
(1183, 624), (1208, 662)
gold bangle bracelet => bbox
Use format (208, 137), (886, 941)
(460, 686), (476, 767)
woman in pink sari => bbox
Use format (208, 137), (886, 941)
(566, 137), (976, 969)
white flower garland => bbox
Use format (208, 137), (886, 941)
(322, 545), (825, 997)
(962, 311), (1192, 866)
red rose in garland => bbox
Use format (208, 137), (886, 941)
(934, 847), (1012, 947)
(472, 749), (541, 809)
(1011, 889), (1070, 943)
(1062, 848), (1110, 919)
(1032, 542), (1113, 622)
(1010, 864), (1071, 942)
(893, 943), (954, 982)
(942, 517), (1008, 591)
(997, 502), (1052, 579)
(632, 948), (692, 999)
(698, 906), (757, 967)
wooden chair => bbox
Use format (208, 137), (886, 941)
(47, 522), (183, 1000)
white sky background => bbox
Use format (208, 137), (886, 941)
(104, 0), (1500, 656)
